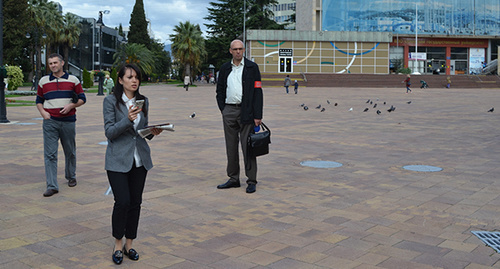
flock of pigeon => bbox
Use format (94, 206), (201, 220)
(299, 99), (495, 114)
(300, 98), (401, 115)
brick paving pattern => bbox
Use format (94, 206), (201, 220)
(1, 83), (500, 268)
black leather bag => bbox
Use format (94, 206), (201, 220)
(248, 122), (271, 157)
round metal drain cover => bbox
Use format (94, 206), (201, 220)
(98, 141), (108, 145)
(300, 160), (343, 168)
(403, 165), (442, 172)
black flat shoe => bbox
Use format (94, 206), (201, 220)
(217, 180), (241, 189)
(112, 249), (123, 264)
(246, 184), (256, 193)
(123, 247), (139, 261)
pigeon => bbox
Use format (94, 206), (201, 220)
(334, 103), (338, 106)
(387, 105), (395, 112)
(300, 103), (305, 107)
(363, 108), (369, 112)
(366, 99), (370, 103)
(407, 101), (412, 104)
(320, 108), (325, 112)
(304, 106), (309, 110)
(383, 101), (386, 105)
(373, 103), (377, 108)
(189, 112), (196, 118)
(349, 107), (353, 111)
(376, 110), (381, 115)
(370, 101), (373, 105)
(327, 100), (331, 104)
(488, 107), (494, 112)
(316, 104), (322, 109)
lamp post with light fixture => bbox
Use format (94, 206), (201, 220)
(96, 10), (110, 96)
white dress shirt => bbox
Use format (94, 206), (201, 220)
(225, 59), (244, 104)
(122, 93), (143, 167)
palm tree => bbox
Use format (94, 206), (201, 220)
(60, 13), (81, 72)
(169, 21), (206, 80)
(28, 0), (63, 78)
(113, 43), (155, 75)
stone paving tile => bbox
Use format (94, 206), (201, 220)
(3, 84), (500, 268)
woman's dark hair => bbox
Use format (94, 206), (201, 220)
(113, 64), (147, 116)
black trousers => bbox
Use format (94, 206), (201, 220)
(107, 164), (147, 240)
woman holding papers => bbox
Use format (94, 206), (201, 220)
(102, 64), (162, 264)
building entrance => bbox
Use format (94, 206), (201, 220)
(279, 57), (293, 73)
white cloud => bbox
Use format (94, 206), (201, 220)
(55, 0), (210, 44)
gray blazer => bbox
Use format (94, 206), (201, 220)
(103, 94), (153, 172)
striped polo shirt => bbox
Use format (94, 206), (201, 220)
(36, 72), (86, 122)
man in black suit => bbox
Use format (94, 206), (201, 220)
(215, 39), (263, 194)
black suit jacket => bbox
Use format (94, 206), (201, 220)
(216, 58), (263, 125)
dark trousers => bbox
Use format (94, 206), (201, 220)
(222, 105), (257, 184)
(107, 164), (147, 240)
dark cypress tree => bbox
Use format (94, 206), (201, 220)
(4, 0), (31, 72)
(128, 0), (150, 46)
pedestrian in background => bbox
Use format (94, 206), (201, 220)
(446, 76), (451, 88)
(294, 79), (299, 94)
(104, 74), (114, 95)
(403, 74), (411, 93)
(283, 75), (291, 94)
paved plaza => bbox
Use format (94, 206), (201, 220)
(1, 82), (500, 268)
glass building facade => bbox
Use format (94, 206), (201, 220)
(322, 0), (500, 36)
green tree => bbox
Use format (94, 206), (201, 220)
(28, 0), (63, 78)
(118, 23), (126, 39)
(246, 0), (283, 30)
(149, 39), (171, 80)
(113, 43), (154, 76)
(127, 0), (150, 47)
(82, 68), (93, 89)
(169, 21), (205, 79)
(205, 0), (283, 68)
(4, 0), (32, 74)
(59, 12), (81, 72)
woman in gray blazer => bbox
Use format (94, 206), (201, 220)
(103, 64), (162, 264)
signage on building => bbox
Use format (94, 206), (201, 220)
(279, 49), (293, 56)
(409, 52), (427, 61)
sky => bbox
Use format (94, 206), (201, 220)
(56, 0), (212, 45)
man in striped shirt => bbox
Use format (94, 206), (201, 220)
(36, 53), (86, 197)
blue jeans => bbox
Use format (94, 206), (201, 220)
(43, 119), (76, 190)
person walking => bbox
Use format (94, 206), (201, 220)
(103, 64), (163, 264)
(403, 74), (411, 93)
(446, 76), (451, 88)
(215, 39), (263, 194)
(36, 53), (86, 197)
(283, 75), (291, 94)
(104, 74), (115, 95)
(184, 75), (190, 91)
(293, 79), (299, 94)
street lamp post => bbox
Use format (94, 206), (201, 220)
(96, 10), (110, 96)
(0, 0), (9, 123)
(26, 28), (47, 91)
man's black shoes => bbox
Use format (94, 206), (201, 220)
(43, 189), (58, 197)
(68, 179), (77, 187)
(217, 180), (241, 189)
(246, 184), (256, 194)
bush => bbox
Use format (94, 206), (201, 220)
(397, 67), (412, 74)
(6, 65), (24, 91)
(82, 68), (93, 89)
